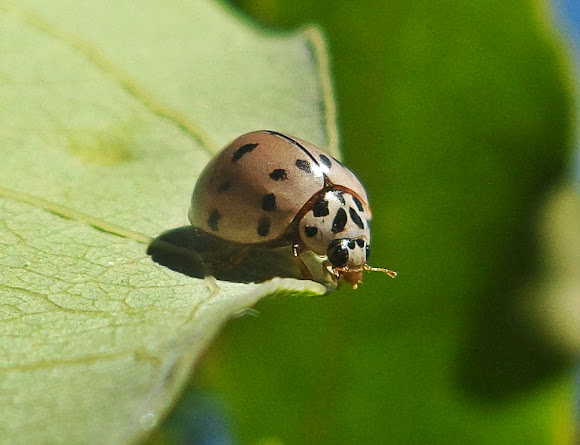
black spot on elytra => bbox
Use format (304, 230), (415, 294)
(208, 209), (220, 231)
(262, 193), (276, 212)
(304, 226), (318, 237)
(336, 191), (345, 205)
(313, 198), (329, 217)
(232, 143), (258, 162)
(319, 154), (332, 169)
(269, 169), (288, 181)
(332, 208), (348, 234)
(257, 217), (271, 237)
(348, 240), (356, 249)
(355, 238), (365, 248)
(217, 181), (231, 192)
(295, 159), (311, 174)
(349, 207), (365, 229)
(353, 196), (364, 212)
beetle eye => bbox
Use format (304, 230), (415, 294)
(327, 240), (349, 267)
(365, 244), (371, 260)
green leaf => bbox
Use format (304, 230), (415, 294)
(195, 1), (579, 444)
(0, 1), (335, 443)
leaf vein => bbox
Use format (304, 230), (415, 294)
(0, 185), (152, 244)
(0, 1), (219, 153)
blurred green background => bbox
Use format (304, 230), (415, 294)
(152, 0), (579, 444)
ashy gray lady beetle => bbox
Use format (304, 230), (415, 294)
(189, 130), (396, 288)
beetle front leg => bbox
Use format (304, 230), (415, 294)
(293, 243), (314, 281)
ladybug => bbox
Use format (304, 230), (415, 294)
(189, 130), (396, 288)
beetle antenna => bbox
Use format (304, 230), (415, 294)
(363, 264), (397, 278)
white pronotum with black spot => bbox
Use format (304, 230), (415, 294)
(188, 130), (395, 288)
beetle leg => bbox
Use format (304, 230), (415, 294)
(293, 243), (314, 280)
(229, 245), (252, 265)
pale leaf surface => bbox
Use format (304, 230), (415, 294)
(0, 1), (334, 443)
